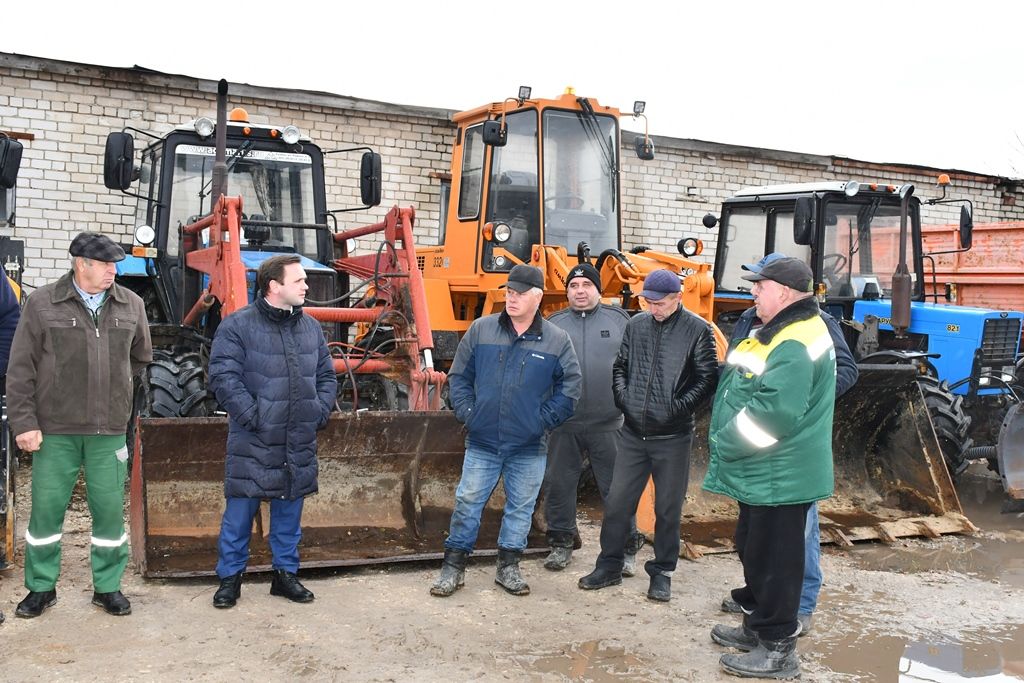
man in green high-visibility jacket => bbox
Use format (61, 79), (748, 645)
(704, 256), (836, 680)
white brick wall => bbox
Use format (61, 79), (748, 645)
(2, 52), (1021, 289)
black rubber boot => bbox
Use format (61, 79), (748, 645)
(430, 549), (469, 597)
(711, 622), (758, 651)
(720, 635), (800, 679)
(647, 573), (671, 602)
(495, 548), (530, 595)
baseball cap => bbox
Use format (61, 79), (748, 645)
(68, 232), (126, 263)
(740, 252), (786, 275)
(740, 256), (813, 292)
(500, 264), (545, 293)
(639, 269), (681, 301)
(566, 262), (601, 290)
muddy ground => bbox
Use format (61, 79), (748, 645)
(2, 463), (1023, 682)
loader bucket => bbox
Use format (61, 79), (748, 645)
(633, 364), (976, 559)
(129, 411), (542, 578)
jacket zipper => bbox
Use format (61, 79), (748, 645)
(640, 320), (663, 437)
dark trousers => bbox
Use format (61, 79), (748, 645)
(731, 501), (810, 641)
(596, 428), (692, 577)
(543, 429), (636, 545)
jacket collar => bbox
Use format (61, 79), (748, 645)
(500, 309), (544, 338)
(755, 296), (820, 345)
(256, 296), (305, 324)
(52, 271), (130, 305)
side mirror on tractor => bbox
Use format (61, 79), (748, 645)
(958, 204), (973, 250)
(634, 136), (655, 161)
(103, 132), (136, 191)
(360, 152), (382, 207)
(0, 136), (24, 189)
(481, 120), (507, 147)
(793, 196), (815, 245)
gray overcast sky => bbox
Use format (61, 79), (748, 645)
(6, 1), (1022, 178)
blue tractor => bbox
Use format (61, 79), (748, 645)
(705, 179), (1024, 506)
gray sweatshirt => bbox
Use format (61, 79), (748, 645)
(547, 303), (631, 432)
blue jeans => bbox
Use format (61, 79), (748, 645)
(445, 446), (547, 553)
(216, 497), (305, 578)
(800, 502), (822, 615)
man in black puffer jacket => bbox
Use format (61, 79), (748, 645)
(578, 269), (718, 602)
(208, 254), (337, 609)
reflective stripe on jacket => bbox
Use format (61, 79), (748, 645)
(704, 296), (836, 505)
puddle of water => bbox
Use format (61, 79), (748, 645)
(816, 624), (1024, 681)
(958, 464), (1024, 534)
(505, 640), (654, 682)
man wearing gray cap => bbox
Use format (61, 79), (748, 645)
(541, 262), (639, 573)
(705, 256), (836, 679)
(431, 264), (581, 597)
(7, 231), (152, 618)
(578, 269), (718, 602)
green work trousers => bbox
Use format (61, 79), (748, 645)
(24, 434), (129, 593)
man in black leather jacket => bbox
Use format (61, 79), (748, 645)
(578, 269), (719, 602)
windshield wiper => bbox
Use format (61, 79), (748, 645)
(198, 140), (255, 204)
(576, 98), (617, 211)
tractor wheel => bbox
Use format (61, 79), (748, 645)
(127, 348), (216, 463)
(916, 375), (973, 476)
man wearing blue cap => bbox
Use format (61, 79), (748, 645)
(8, 231), (152, 618)
(718, 252), (858, 637)
(578, 268), (718, 602)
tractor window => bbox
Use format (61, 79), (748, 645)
(483, 110), (539, 271)
(542, 109), (618, 253)
(717, 207), (769, 291)
(165, 144), (318, 259)
(133, 145), (161, 237)
(821, 200), (912, 298)
(457, 125), (484, 220)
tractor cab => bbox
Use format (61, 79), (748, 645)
(106, 108), (337, 327)
(422, 88), (652, 288)
(710, 181), (928, 334)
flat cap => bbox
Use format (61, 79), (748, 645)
(639, 269), (681, 301)
(69, 232), (126, 263)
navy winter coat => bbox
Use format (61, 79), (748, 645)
(448, 311), (582, 456)
(209, 297), (337, 499)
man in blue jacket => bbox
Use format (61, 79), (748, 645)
(208, 254), (337, 609)
(431, 264), (582, 597)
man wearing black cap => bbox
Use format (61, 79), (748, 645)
(541, 262), (638, 573)
(718, 253), (859, 639)
(7, 231), (152, 618)
(431, 264), (581, 597)
(578, 268), (718, 602)
(704, 256), (837, 679)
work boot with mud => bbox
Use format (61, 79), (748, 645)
(719, 635), (800, 680)
(543, 546), (573, 571)
(270, 570), (314, 603)
(797, 613), (813, 636)
(721, 595), (744, 613)
(711, 622), (758, 651)
(213, 572), (243, 608)
(622, 533), (645, 577)
(495, 548), (530, 595)
(430, 549), (468, 597)
(647, 573), (671, 602)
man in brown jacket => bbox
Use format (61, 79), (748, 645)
(7, 232), (152, 618)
